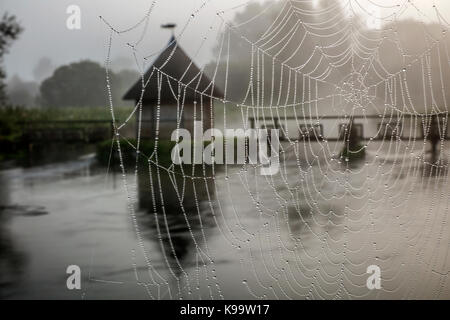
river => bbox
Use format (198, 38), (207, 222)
(1, 140), (450, 299)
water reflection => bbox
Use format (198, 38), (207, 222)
(137, 165), (217, 277)
(0, 142), (450, 299)
(421, 160), (449, 177)
(0, 173), (27, 299)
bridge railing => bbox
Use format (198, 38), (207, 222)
(249, 114), (449, 142)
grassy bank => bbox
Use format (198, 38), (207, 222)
(0, 105), (134, 122)
(96, 138), (239, 170)
(96, 139), (176, 168)
(0, 106), (134, 162)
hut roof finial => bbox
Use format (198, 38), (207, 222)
(161, 23), (176, 40)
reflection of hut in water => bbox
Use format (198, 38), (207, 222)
(137, 168), (216, 275)
(123, 35), (223, 140)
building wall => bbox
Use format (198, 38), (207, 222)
(137, 99), (214, 140)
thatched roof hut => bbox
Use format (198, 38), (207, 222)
(123, 36), (223, 139)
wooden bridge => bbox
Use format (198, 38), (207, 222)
(249, 114), (449, 142)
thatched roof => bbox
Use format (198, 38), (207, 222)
(123, 36), (223, 103)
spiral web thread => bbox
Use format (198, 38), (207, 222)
(101, 0), (450, 299)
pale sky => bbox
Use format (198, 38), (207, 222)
(1, 0), (449, 81)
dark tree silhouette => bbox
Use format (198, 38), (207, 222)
(40, 60), (138, 108)
(0, 13), (23, 106)
(40, 60), (109, 108)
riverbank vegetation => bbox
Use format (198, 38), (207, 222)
(96, 138), (175, 168)
(0, 106), (135, 162)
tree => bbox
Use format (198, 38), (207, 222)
(6, 74), (39, 108)
(40, 60), (137, 108)
(0, 13), (23, 106)
(40, 60), (108, 108)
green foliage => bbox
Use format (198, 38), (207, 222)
(0, 105), (134, 122)
(97, 137), (244, 171)
(0, 108), (22, 161)
(96, 139), (176, 168)
(0, 105), (134, 162)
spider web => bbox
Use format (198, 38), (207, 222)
(101, 0), (450, 299)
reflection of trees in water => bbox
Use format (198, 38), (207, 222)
(421, 114), (448, 176)
(0, 213), (27, 298)
(421, 161), (448, 178)
(0, 174), (26, 299)
(425, 115), (446, 165)
(287, 203), (344, 240)
(137, 166), (217, 277)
